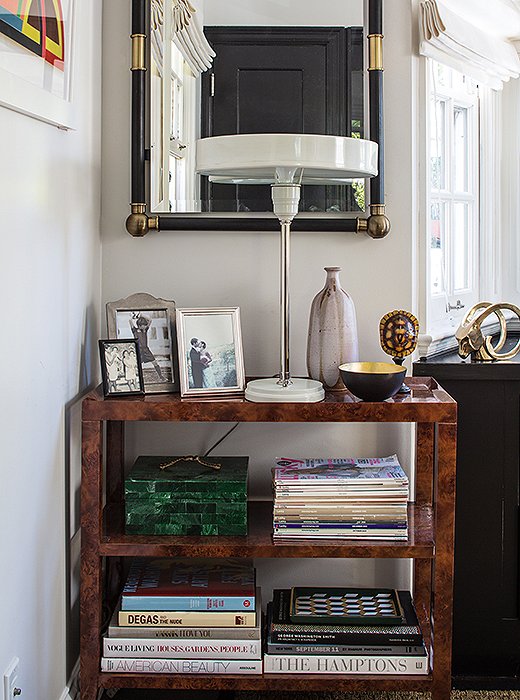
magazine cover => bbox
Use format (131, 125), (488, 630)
(273, 455), (408, 483)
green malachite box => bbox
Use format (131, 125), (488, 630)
(124, 456), (248, 535)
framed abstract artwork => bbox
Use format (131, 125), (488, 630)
(0, 0), (76, 128)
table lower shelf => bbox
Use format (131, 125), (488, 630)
(99, 671), (434, 691)
(101, 501), (434, 558)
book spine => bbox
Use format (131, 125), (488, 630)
(118, 610), (257, 627)
(101, 658), (262, 674)
(266, 642), (425, 656)
(269, 630), (424, 646)
(121, 595), (256, 612)
(103, 637), (262, 659)
(273, 523), (406, 529)
(107, 624), (261, 640)
(263, 653), (429, 674)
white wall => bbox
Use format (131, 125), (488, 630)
(0, 2), (102, 698)
(101, 0), (416, 596)
(204, 0), (363, 26)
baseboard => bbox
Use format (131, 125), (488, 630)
(58, 659), (80, 700)
(453, 674), (520, 690)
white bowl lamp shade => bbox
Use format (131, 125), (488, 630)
(195, 133), (379, 403)
(196, 133), (378, 184)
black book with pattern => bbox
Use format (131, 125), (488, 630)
(269, 589), (423, 646)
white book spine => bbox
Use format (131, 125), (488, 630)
(263, 653), (429, 675)
(118, 610), (257, 627)
(103, 637), (262, 659)
(107, 624), (261, 640)
(100, 657), (262, 674)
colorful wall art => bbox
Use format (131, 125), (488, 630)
(0, 0), (65, 70)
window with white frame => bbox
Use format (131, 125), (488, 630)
(169, 43), (198, 211)
(150, 22), (199, 213)
(426, 60), (480, 333)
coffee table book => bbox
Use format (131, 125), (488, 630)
(120, 558), (255, 611)
(102, 635), (262, 659)
(100, 658), (262, 674)
(263, 653), (428, 675)
(268, 589), (423, 646)
(118, 608), (257, 628)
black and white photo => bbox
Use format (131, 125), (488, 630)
(106, 293), (178, 393)
(99, 339), (145, 397)
(176, 307), (245, 397)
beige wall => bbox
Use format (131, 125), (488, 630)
(101, 0), (416, 597)
(0, 2), (102, 698)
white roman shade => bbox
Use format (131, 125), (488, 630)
(419, 0), (520, 89)
(150, 0), (215, 78)
(171, 0), (215, 77)
(150, 0), (164, 76)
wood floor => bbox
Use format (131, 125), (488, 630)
(101, 691), (223, 699)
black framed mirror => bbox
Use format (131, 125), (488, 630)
(127, 0), (388, 236)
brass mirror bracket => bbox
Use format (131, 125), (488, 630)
(126, 204), (160, 237)
(356, 205), (391, 239)
(131, 33), (146, 72)
(368, 34), (384, 71)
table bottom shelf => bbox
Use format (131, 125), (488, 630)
(99, 672), (434, 692)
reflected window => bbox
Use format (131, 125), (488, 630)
(427, 60), (479, 327)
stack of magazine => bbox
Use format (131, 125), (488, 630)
(272, 455), (409, 540)
(100, 558), (262, 675)
(264, 587), (428, 675)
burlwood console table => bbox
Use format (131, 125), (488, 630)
(80, 377), (457, 700)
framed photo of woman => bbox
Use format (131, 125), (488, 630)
(99, 339), (145, 397)
(176, 307), (245, 398)
(106, 293), (178, 393)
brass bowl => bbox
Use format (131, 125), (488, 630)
(339, 362), (406, 401)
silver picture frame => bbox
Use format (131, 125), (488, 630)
(176, 307), (245, 398)
(106, 292), (178, 393)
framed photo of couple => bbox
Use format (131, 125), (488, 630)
(176, 307), (246, 397)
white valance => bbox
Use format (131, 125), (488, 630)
(419, 0), (520, 89)
(171, 0), (215, 77)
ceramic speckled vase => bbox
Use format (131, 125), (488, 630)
(306, 267), (359, 391)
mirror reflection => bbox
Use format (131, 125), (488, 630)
(149, 0), (365, 215)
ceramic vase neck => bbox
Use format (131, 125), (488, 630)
(324, 267), (342, 287)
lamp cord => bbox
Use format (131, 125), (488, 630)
(204, 422), (240, 457)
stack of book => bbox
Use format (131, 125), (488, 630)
(101, 558), (262, 675)
(272, 455), (409, 540)
(264, 588), (428, 675)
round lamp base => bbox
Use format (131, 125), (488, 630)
(245, 377), (325, 403)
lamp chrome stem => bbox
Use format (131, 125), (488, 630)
(279, 221), (292, 386)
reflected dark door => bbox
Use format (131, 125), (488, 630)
(201, 27), (363, 213)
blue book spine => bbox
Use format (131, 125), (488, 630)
(121, 596), (256, 612)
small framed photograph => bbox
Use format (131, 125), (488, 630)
(176, 307), (245, 397)
(106, 293), (178, 393)
(99, 340), (144, 397)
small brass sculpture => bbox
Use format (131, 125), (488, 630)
(379, 310), (419, 393)
(455, 302), (520, 361)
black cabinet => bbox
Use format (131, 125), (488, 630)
(413, 354), (520, 685)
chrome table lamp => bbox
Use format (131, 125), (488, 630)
(196, 133), (378, 402)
